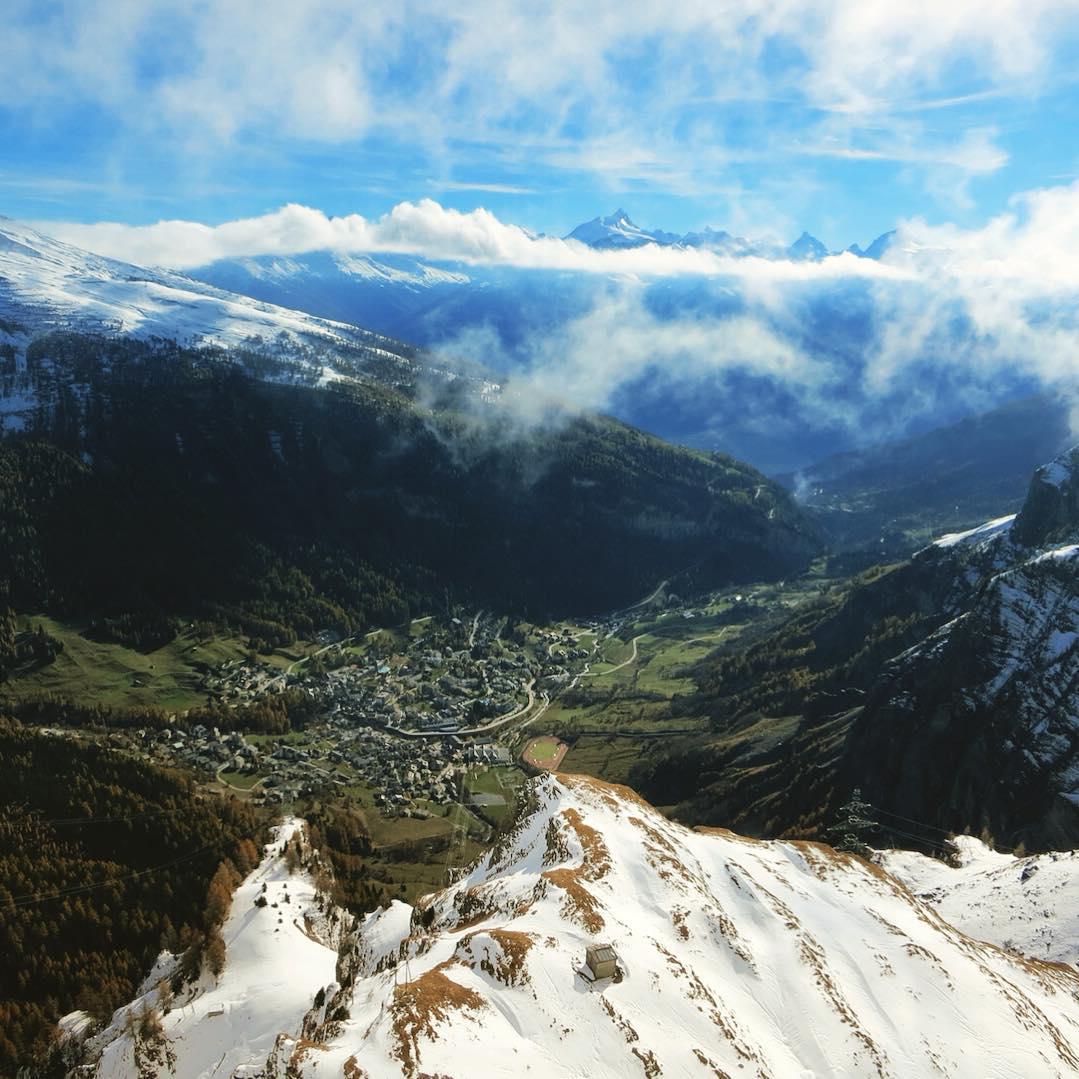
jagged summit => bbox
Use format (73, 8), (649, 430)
(788, 229), (828, 261)
(564, 211), (893, 262)
(1014, 444), (1079, 546)
(267, 773), (1079, 1077)
(564, 209), (663, 249)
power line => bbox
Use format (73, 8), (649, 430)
(870, 804), (957, 838)
(44, 807), (187, 827)
(0, 805), (188, 832)
(872, 823), (953, 856)
(2, 840), (222, 910)
(864, 801), (1022, 857)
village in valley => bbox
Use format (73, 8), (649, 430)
(105, 571), (822, 835)
(130, 611), (606, 819)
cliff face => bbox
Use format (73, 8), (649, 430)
(842, 446), (1079, 849)
(1012, 446), (1079, 547)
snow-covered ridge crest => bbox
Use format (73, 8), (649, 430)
(76, 818), (345, 1079)
(282, 774), (1079, 1078)
(0, 216), (433, 383)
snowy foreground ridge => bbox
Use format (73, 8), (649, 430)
(74, 779), (1079, 1077)
(80, 819), (340, 1078)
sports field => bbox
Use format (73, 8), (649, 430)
(521, 735), (569, 771)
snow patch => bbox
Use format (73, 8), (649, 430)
(934, 513), (1016, 549)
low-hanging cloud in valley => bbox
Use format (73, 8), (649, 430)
(33, 182), (1079, 465)
(397, 183), (1079, 459)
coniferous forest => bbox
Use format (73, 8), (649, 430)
(0, 332), (817, 649)
(0, 717), (264, 1075)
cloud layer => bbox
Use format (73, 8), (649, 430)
(5, 0), (1077, 211)
(30, 181), (1079, 469)
(39, 199), (901, 281)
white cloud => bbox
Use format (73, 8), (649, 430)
(4, 0), (1076, 195)
(30, 180), (1079, 458)
(36, 200), (904, 282)
(425, 179), (1079, 448)
(802, 128), (1008, 174)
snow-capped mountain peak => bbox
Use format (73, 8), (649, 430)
(565, 209), (662, 249)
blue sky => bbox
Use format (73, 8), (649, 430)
(3, 0), (1079, 250)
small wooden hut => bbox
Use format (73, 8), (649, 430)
(585, 943), (618, 981)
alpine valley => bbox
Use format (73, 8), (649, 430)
(4, 213), (1079, 1079)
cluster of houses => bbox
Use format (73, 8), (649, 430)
(134, 724), (261, 774)
(311, 640), (537, 735)
(146, 613), (606, 810)
(127, 717), (517, 811)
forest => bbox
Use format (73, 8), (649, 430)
(0, 718), (265, 1075)
(0, 332), (817, 651)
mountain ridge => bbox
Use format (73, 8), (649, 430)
(633, 444), (1079, 850)
(563, 209), (893, 261)
(80, 774), (1079, 1078)
(0, 224), (820, 637)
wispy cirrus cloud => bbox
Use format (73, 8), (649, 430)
(4, 0), (1077, 216)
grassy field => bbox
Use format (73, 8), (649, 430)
(217, 769), (263, 790)
(560, 735), (658, 787)
(5, 616), (258, 711)
(528, 575), (847, 785)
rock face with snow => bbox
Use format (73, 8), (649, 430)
(840, 445), (1079, 848)
(272, 775), (1079, 1078)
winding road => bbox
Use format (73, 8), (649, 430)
(584, 634), (642, 678)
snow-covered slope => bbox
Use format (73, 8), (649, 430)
(880, 836), (1079, 965)
(0, 216), (426, 379)
(79, 819), (343, 1078)
(233, 251), (470, 289)
(272, 775), (1079, 1078)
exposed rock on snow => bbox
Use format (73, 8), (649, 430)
(274, 775), (1079, 1078)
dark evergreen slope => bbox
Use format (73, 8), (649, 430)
(634, 447), (1079, 851)
(0, 717), (263, 1075)
(0, 332), (819, 644)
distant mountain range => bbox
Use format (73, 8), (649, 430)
(8, 212), (1048, 487)
(564, 208), (893, 261)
